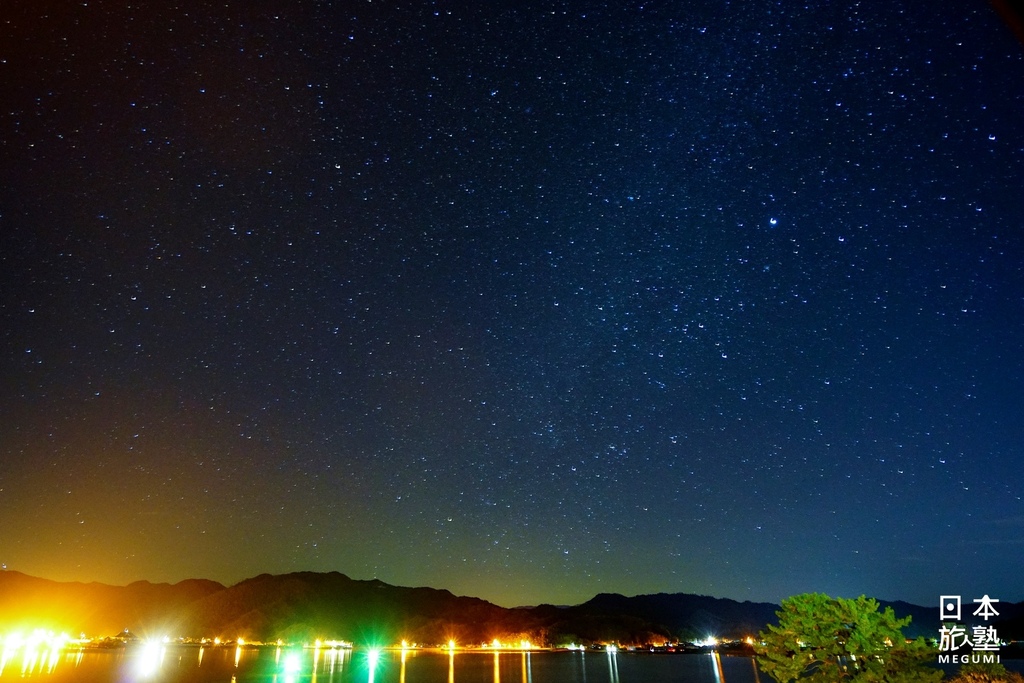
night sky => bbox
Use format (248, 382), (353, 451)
(2, 1), (1023, 610)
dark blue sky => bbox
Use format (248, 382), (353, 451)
(2, 0), (1023, 608)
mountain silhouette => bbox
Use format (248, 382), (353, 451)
(0, 570), (968, 646)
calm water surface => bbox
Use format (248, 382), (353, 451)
(0, 645), (766, 683)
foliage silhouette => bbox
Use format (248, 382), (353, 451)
(755, 593), (942, 683)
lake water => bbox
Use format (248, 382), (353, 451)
(0, 644), (767, 683)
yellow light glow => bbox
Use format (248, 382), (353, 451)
(447, 639), (456, 652)
(21, 647), (40, 677)
(3, 633), (24, 652)
(0, 630), (73, 677)
(138, 640), (165, 677)
(320, 639), (352, 649)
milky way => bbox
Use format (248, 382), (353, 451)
(1, 1), (1023, 608)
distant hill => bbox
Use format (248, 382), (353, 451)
(0, 570), (224, 636)
(175, 571), (521, 644)
(0, 570), (976, 646)
(565, 592), (781, 641)
(0, 570), (537, 643)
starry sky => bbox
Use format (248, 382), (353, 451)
(2, 0), (1023, 610)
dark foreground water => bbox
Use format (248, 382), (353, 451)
(0, 645), (766, 683)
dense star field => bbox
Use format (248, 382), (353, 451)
(1, 1), (1023, 609)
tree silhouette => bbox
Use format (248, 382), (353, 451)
(755, 593), (941, 683)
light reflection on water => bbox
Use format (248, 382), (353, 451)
(0, 642), (67, 678)
(0, 644), (772, 683)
